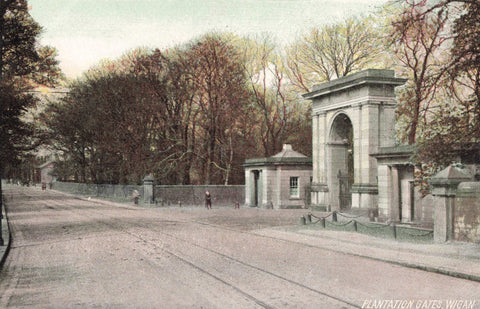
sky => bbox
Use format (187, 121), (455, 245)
(28, 0), (387, 79)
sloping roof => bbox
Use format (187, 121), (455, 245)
(431, 164), (473, 185)
(244, 144), (312, 167)
(272, 144), (307, 159)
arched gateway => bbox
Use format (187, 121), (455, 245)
(303, 69), (406, 213)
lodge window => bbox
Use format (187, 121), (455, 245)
(290, 177), (299, 198)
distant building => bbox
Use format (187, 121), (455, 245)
(244, 144), (312, 209)
(38, 160), (56, 185)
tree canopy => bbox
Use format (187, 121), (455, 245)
(15, 0), (480, 190)
(285, 16), (387, 92)
(0, 0), (62, 177)
(387, 0), (480, 191)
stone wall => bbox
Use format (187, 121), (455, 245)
(52, 182), (245, 207)
(52, 182), (141, 203)
(154, 185), (244, 207)
(415, 194), (434, 227)
(455, 182), (480, 243)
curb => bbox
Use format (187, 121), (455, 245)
(303, 232), (480, 283)
(259, 228), (480, 284)
(0, 200), (12, 270)
(334, 248), (480, 283)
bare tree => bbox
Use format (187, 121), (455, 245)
(238, 35), (294, 157)
(389, 1), (451, 144)
(285, 16), (385, 92)
(187, 34), (250, 184)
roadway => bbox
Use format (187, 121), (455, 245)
(0, 185), (479, 308)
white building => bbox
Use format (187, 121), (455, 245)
(244, 144), (312, 209)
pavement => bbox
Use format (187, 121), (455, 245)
(1, 188), (479, 284)
(255, 225), (480, 282)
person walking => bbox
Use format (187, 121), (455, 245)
(205, 191), (212, 210)
(132, 190), (139, 205)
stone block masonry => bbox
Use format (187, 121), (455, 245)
(154, 185), (245, 207)
(455, 182), (480, 243)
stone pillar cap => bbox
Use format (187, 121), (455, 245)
(430, 164), (472, 187)
(143, 174), (155, 182)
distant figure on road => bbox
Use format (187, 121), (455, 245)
(132, 190), (139, 205)
(205, 191), (212, 210)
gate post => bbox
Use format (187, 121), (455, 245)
(430, 165), (471, 243)
(143, 174), (155, 204)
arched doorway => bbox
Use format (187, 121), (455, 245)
(328, 113), (354, 211)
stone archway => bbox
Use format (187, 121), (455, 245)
(304, 69), (406, 212)
(328, 113), (354, 211)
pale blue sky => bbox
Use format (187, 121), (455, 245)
(28, 0), (386, 78)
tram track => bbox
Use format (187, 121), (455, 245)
(38, 192), (361, 309)
(143, 226), (361, 309)
(44, 199), (303, 308)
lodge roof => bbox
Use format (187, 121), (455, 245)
(243, 144), (312, 167)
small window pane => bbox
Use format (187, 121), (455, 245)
(290, 177), (299, 197)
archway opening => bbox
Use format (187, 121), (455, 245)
(329, 114), (354, 211)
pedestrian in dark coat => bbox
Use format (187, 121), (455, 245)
(205, 191), (212, 210)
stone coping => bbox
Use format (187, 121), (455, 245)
(243, 156), (312, 167)
(371, 144), (415, 159)
(350, 183), (379, 194)
(302, 69), (407, 100)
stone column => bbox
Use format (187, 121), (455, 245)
(430, 165), (471, 243)
(311, 113), (319, 206)
(261, 168), (269, 208)
(143, 174), (155, 204)
(273, 166), (279, 209)
(376, 164), (391, 220)
(311, 112), (329, 210)
(351, 103), (380, 210)
(391, 166), (400, 221)
(317, 112), (327, 184)
(245, 169), (251, 207)
(312, 113), (319, 183)
(351, 103), (362, 186)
